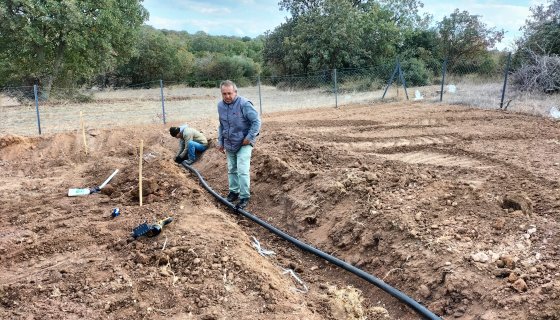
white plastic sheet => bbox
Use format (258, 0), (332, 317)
(550, 106), (560, 119)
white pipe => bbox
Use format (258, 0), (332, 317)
(99, 169), (119, 189)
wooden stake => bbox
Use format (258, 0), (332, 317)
(80, 111), (88, 155)
(139, 139), (143, 206)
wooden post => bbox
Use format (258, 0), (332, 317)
(139, 139), (143, 206)
(80, 111), (88, 155)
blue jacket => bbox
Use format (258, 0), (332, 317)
(217, 96), (261, 152)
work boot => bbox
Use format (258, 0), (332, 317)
(226, 192), (239, 203)
(236, 198), (249, 210)
(184, 159), (194, 165)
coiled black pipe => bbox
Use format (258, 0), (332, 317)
(181, 163), (441, 320)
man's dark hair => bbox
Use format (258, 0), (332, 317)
(169, 127), (180, 137)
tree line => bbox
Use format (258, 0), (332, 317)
(0, 0), (558, 97)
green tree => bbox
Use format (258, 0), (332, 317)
(279, 0), (329, 16)
(262, 21), (296, 75)
(279, 0), (426, 23)
(437, 9), (504, 71)
(0, 0), (148, 95)
(377, 0), (429, 28)
(207, 55), (259, 84)
(292, 0), (366, 70)
(359, 4), (401, 64)
(115, 26), (194, 86)
(265, 0), (401, 74)
(517, 0), (560, 55)
(189, 32), (256, 57)
(512, 0), (560, 92)
(189, 53), (258, 87)
(401, 28), (442, 76)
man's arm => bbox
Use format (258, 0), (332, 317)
(176, 139), (186, 159)
(217, 122), (224, 147)
(243, 102), (261, 145)
(217, 123), (225, 153)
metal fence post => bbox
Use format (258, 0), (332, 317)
(257, 75), (263, 114)
(440, 58), (448, 102)
(160, 79), (166, 124)
(34, 84), (42, 135)
(397, 61), (409, 100)
(499, 52), (512, 109)
(382, 59), (400, 100)
(333, 68), (338, 108)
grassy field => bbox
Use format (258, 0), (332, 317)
(1, 82), (557, 136)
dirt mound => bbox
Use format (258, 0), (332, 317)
(0, 121), (389, 320)
(1, 102), (560, 319)
(0, 135), (38, 161)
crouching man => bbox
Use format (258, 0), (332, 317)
(170, 124), (208, 165)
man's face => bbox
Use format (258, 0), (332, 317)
(221, 85), (237, 104)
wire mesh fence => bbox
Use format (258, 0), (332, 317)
(433, 57), (509, 109)
(1, 55), (559, 136)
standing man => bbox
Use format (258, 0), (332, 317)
(217, 80), (261, 209)
(170, 124), (208, 165)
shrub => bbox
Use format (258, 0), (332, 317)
(402, 58), (432, 86)
(511, 51), (560, 93)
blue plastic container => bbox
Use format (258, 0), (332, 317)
(111, 208), (120, 218)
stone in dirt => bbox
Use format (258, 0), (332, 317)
(500, 255), (517, 269)
(502, 193), (533, 215)
(512, 279), (528, 292)
(472, 252), (489, 263)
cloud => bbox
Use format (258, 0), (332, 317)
(143, 0), (288, 37)
(167, 0), (232, 15)
(196, 6), (231, 15)
(188, 19), (222, 33)
(234, 27), (246, 36)
(148, 16), (188, 30)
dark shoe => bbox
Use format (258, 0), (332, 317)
(226, 192), (239, 203)
(236, 198), (249, 210)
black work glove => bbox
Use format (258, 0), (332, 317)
(174, 156), (182, 163)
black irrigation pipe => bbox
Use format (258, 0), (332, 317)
(181, 163), (441, 320)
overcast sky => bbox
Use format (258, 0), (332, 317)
(142, 0), (548, 50)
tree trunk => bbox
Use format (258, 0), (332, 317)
(41, 41), (66, 100)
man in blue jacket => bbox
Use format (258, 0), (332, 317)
(217, 80), (261, 209)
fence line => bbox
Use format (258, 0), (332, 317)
(1, 55), (559, 136)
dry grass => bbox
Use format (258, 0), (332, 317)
(1, 82), (558, 136)
(408, 80), (559, 116)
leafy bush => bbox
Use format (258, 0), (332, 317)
(193, 54), (259, 86)
(452, 54), (502, 78)
(401, 58), (432, 86)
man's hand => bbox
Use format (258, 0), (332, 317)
(174, 156), (182, 163)
(242, 139), (250, 146)
(217, 145), (225, 154)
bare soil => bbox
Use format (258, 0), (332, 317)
(1, 102), (559, 319)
